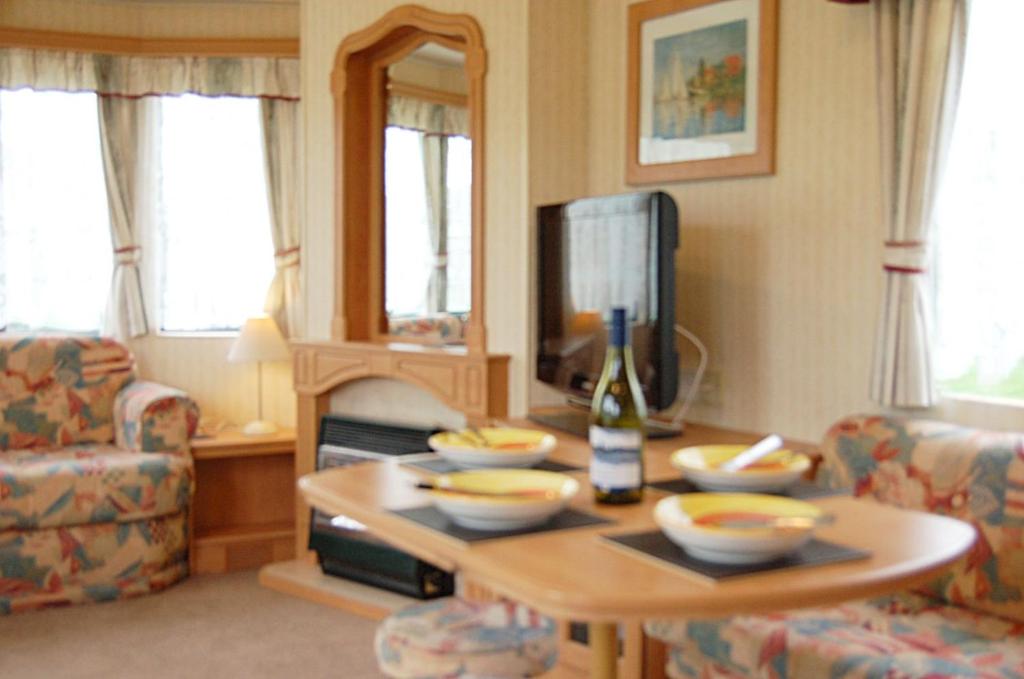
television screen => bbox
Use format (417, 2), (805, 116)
(536, 191), (679, 412)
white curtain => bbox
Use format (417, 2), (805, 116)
(0, 47), (300, 338)
(565, 192), (653, 324)
(870, 0), (967, 407)
(259, 98), (301, 338)
(0, 48), (299, 98)
(98, 95), (152, 339)
(422, 131), (448, 314)
(387, 94), (467, 137)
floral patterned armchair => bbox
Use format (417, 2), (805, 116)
(0, 336), (199, 613)
(646, 415), (1024, 678)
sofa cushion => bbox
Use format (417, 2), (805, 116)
(648, 592), (1024, 679)
(374, 598), (558, 678)
(0, 444), (192, 531)
(0, 511), (188, 614)
(821, 415), (1024, 623)
(0, 337), (135, 449)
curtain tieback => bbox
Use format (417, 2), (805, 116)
(114, 245), (141, 266)
(883, 240), (927, 274)
(274, 246), (301, 269)
(433, 253), (448, 268)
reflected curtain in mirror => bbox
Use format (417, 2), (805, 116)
(385, 92), (470, 325)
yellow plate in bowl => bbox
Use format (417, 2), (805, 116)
(671, 445), (811, 492)
(432, 428), (553, 451)
(428, 427), (557, 469)
(658, 492), (824, 535)
(431, 468), (578, 501)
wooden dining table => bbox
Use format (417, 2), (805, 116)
(298, 420), (976, 679)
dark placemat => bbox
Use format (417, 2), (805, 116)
(603, 530), (870, 582)
(645, 478), (850, 500)
(404, 456), (582, 475)
(392, 505), (612, 542)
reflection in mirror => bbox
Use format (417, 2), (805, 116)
(384, 42), (470, 343)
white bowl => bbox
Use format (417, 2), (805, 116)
(654, 493), (823, 564)
(428, 469), (579, 531)
(671, 445), (811, 493)
(428, 428), (557, 470)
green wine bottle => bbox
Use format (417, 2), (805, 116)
(589, 307), (647, 504)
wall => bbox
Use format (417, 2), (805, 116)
(527, 0), (591, 410)
(301, 0), (886, 442)
(585, 0), (882, 441)
(0, 0), (299, 39)
(1, 0), (300, 430)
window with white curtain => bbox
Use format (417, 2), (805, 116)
(384, 125), (471, 318)
(155, 94), (275, 332)
(933, 1), (1024, 402)
(0, 89), (275, 336)
(0, 90), (112, 333)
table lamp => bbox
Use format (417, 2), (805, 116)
(227, 315), (290, 435)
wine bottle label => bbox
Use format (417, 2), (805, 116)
(589, 426), (642, 490)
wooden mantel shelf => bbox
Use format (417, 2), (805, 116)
(290, 338), (511, 556)
(291, 339), (509, 420)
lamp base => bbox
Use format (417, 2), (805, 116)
(241, 420), (279, 436)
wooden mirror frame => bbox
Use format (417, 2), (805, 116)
(330, 5), (487, 354)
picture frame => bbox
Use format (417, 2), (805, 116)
(626, 0), (777, 184)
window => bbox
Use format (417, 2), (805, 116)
(0, 90), (275, 335)
(155, 94), (275, 332)
(933, 1), (1024, 402)
(0, 90), (112, 333)
(384, 124), (471, 318)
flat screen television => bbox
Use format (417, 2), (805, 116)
(535, 191), (679, 432)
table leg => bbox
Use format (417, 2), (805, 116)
(589, 622), (618, 679)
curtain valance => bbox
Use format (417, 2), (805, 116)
(387, 94), (468, 137)
(0, 48), (299, 99)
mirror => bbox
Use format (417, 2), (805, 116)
(333, 7), (487, 353)
(384, 43), (471, 342)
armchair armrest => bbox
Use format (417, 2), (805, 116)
(114, 380), (200, 454)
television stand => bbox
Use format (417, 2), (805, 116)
(528, 408), (682, 440)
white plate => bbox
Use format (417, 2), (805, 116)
(427, 469), (579, 531)
(654, 493), (822, 564)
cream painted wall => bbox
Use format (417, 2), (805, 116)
(129, 336), (295, 429)
(527, 0), (591, 409)
(301, 0), (533, 417)
(585, 0), (882, 441)
(0, 0), (299, 39)
(1, 0), (299, 430)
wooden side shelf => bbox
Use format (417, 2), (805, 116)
(191, 429), (297, 574)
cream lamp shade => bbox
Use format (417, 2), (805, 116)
(228, 316), (290, 364)
(228, 315), (290, 435)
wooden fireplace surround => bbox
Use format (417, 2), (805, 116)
(292, 6), (509, 555)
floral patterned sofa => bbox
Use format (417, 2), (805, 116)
(646, 415), (1024, 678)
(0, 336), (199, 613)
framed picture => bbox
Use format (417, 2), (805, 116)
(626, 0), (777, 183)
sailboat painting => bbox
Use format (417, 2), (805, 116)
(652, 20), (747, 140)
(628, 0), (775, 183)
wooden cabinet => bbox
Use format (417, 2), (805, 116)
(190, 429), (297, 574)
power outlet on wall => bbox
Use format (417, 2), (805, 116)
(678, 367), (723, 409)
(697, 369), (722, 408)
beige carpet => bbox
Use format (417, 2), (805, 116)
(0, 571), (386, 679)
